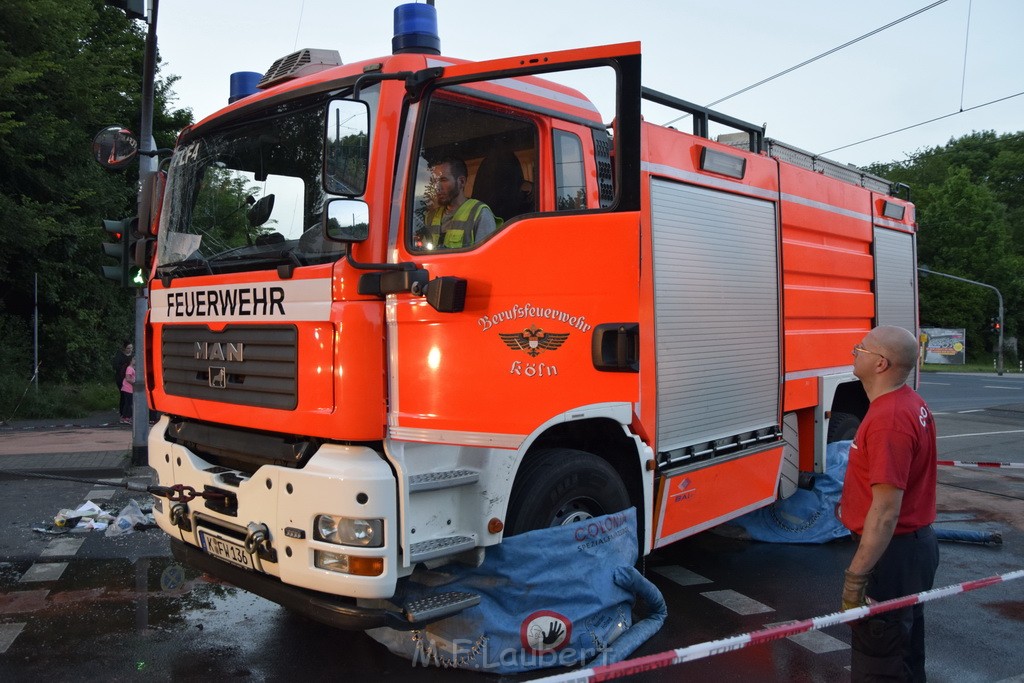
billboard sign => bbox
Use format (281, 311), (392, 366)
(922, 328), (966, 365)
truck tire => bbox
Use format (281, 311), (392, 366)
(505, 448), (630, 536)
(827, 411), (860, 443)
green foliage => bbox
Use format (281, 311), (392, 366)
(0, 0), (192, 389)
(869, 132), (1024, 362)
(0, 381), (119, 422)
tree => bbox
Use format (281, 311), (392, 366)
(0, 0), (191, 386)
(869, 132), (1024, 362)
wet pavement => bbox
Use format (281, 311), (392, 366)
(0, 383), (1022, 681)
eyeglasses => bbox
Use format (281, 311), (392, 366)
(852, 345), (887, 362)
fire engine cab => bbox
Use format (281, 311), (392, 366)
(146, 3), (918, 629)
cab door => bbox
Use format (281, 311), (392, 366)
(385, 44), (642, 447)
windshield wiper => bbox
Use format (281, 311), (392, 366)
(156, 257), (213, 283)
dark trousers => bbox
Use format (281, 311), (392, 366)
(119, 390), (133, 419)
(851, 525), (939, 682)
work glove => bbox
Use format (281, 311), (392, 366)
(842, 569), (871, 610)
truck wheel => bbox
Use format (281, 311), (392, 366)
(827, 411), (860, 442)
(505, 448), (630, 536)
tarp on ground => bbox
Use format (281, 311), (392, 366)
(728, 440), (852, 544)
(366, 507), (666, 673)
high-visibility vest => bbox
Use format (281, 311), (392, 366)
(426, 198), (487, 248)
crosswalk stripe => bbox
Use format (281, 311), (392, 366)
(40, 537), (85, 558)
(19, 562), (68, 583)
(701, 589), (774, 615)
(651, 565), (713, 587)
(0, 623), (25, 654)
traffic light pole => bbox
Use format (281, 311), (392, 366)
(132, 0), (159, 465)
(918, 266), (1005, 376)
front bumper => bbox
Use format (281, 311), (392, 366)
(170, 539), (413, 630)
(150, 417), (401, 605)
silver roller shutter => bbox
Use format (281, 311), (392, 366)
(873, 226), (919, 384)
(650, 178), (780, 454)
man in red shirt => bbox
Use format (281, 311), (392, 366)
(839, 325), (939, 682)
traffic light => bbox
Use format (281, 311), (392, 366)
(104, 0), (146, 21)
(991, 317), (1002, 333)
(100, 216), (137, 287)
(131, 236), (155, 287)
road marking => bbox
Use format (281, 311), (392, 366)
(921, 382), (951, 385)
(19, 562), (68, 583)
(938, 429), (1024, 440)
(701, 589), (774, 615)
(983, 386), (1021, 390)
(765, 621), (849, 653)
(0, 623), (25, 654)
(40, 538), (85, 558)
(652, 566), (713, 587)
(957, 409), (985, 414)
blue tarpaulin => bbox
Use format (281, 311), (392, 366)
(729, 440), (852, 544)
(366, 507), (666, 673)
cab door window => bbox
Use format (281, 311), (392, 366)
(553, 129), (586, 211)
(410, 96), (536, 252)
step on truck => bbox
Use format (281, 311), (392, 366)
(145, 3), (919, 629)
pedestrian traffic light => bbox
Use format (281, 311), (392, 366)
(130, 237), (156, 287)
(100, 216), (138, 287)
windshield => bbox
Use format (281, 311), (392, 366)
(157, 91), (375, 277)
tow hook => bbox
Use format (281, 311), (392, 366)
(169, 503), (192, 532)
(245, 522), (278, 563)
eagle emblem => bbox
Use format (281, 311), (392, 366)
(499, 327), (569, 357)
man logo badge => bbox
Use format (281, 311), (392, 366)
(209, 366), (227, 389)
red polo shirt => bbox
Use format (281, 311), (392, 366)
(840, 384), (938, 535)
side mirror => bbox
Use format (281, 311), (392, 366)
(325, 198), (370, 242)
(92, 126), (139, 170)
(247, 194), (276, 228)
(324, 99), (369, 196)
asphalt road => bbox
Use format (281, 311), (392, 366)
(0, 374), (1021, 681)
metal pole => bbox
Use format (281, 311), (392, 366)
(132, 0), (159, 465)
(918, 266), (1004, 375)
(33, 273), (38, 391)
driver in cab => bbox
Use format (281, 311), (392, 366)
(419, 158), (496, 249)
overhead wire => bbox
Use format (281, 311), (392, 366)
(819, 90), (1024, 156)
(959, 0), (973, 111)
(661, 0), (952, 127)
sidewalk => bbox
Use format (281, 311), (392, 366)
(0, 410), (133, 477)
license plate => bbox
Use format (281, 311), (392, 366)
(199, 531), (252, 570)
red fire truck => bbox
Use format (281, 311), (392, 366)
(146, 4), (918, 629)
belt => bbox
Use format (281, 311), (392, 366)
(894, 524), (933, 538)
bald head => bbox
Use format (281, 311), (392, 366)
(867, 325), (919, 380)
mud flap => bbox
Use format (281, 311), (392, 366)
(366, 507), (666, 673)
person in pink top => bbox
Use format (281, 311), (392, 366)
(119, 357), (135, 425)
(839, 325), (939, 682)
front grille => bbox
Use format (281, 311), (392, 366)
(162, 325), (298, 410)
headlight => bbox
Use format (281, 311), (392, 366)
(313, 515), (383, 547)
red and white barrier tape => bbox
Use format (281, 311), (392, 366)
(938, 460), (1024, 469)
(537, 569), (1024, 683)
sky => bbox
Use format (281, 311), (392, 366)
(155, 0), (1024, 169)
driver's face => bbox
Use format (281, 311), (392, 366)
(429, 164), (461, 208)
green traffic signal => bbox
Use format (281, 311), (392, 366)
(129, 265), (146, 287)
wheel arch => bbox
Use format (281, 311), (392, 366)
(830, 380), (869, 421)
(517, 415), (651, 553)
